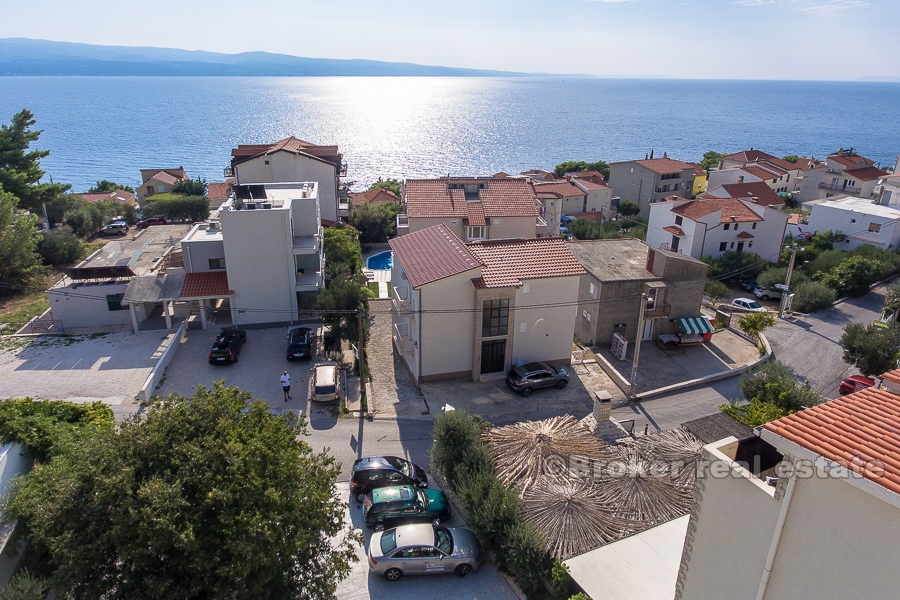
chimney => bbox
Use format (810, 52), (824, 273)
(593, 390), (612, 422)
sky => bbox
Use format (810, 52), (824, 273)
(2, 0), (899, 80)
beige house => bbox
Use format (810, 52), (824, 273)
(137, 167), (188, 200)
(568, 239), (708, 345)
(711, 150), (804, 194)
(677, 379), (900, 600)
(535, 177), (612, 217)
(797, 148), (888, 203)
(389, 224), (584, 384)
(228, 137), (345, 224)
(397, 178), (551, 240)
(608, 157), (698, 218)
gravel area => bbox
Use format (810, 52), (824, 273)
(0, 331), (173, 420)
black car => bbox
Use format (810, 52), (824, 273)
(506, 361), (569, 397)
(136, 216), (167, 229)
(351, 456), (428, 503)
(208, 328), (246, 364)
(286, 326), (316, 360)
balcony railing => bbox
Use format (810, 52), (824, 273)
(392, 285), (412, 311)
(396, 214), (409, 235)
(644, 300), (671, 318)
(339, 161), (348, 177)
(818, 182), (861, 196)
(393, 322), (414, 353)
(295, 271), (323, 291)
(292, 234), (320, 253)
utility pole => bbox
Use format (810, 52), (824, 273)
(779, 243), (799, 318)
(357, 311), (366, 386)
(630, 293), (648, 399)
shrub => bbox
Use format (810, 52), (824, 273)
(550, 559), (573, 600)
(430, 409), (486, 489)
(720, 398), (792, 428)
(172, 176), (207, 196)
(805, 249), (845, 279)
(702, 251), (769, 280)
(791, 281), (836, 313)
(0, 570), (47, 600)
(737, 311), (776, 342)
(821, 256), (882, 297)
(502, 521), (550, 596)
(851, 244), (900, 279)
(37, 225), (82, 266)
(704, 279), (730, 302)
(0, 398), (115, 462)
(840, 321), (900, 377)
(737, 360), (821, 413)
(141, 194), (209, 222)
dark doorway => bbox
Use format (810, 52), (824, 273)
(481, 340), (507, 374)
(737, 242), (745, 253)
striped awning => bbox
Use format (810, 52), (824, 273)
(675, 317), (715, 334)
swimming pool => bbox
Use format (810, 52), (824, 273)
(366, 251), (393, 270)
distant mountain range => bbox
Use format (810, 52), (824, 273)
(0, 38), (545, 77)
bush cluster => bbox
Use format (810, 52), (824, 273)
(141, 194), (210, 223)
(431, 410), (551, 597)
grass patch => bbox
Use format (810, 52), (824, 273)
(0, 292), (50, 324)
(365, 282), (379, 298)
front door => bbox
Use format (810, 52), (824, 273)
(736, 242), (745, 253)
(642, 318), (655, 341)
(671, 235), (680, 252)
(481, 340), (506, 374)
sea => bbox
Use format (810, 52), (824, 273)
(1, 76), (898, 192)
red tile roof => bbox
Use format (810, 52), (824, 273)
(389, 224), (481, 288)
(466, 237), (585, 288)
(231, 136), (341, 168)
(207, 178), (235, 200)
(633, 158), (695, 174)
(663, 225), (685, 236)
(181, 272), (233, 298)
(741, 165), (782, 181)
(670, 197), (763, 223)
(349, 188), (400, 206)
(722, 150), (798, 172)
(571, 178), (610, 191)
(736, 231), (754, 239)
(467, 202), (487, 226)
(150, 171), (181, 186)
(845, 166), (889, 182)
(570, 170), (606, 181)
(762, 387), (900, 495)
(717, 182), (784, 207)
(534, 181), (585, 198)
(828, 150), (874, 169)
(404, 179), (538, 219)
(881, 369), (900, 385)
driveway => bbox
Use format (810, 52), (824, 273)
(334, 481), (519, 600)
(0, 330), (173, 421)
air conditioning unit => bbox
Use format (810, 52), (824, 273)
(260, 202), (272, 209)
(244, 202), (257, 210)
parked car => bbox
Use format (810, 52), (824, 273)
(99, 223), (128, 236)
(506, 361), (569, 397)
(368, 523), (482, 581)
(351, 456), (428, 502)
(312, 362), (341, 402)
(207, 328), (246, 364)
(286, 325), (316, 360)
(738, 277), (758, 292)
(136, 216), (167, 228)
(754, 284), (789, 301)
(730, 298), (767, 313)
(363, 484), (451, 531)
(839, 374), (875, 395)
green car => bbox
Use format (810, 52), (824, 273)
(364, 484), (451, 531)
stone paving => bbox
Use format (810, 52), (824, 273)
(366, 299), (430, 419)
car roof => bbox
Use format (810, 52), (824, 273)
(314, 363), (338, 385)
(393, 523), (436, 547)
(287, 325), (313, 333)
(371, 485), (415, 503)
(734, 298), (757, 303)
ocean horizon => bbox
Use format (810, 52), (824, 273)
(1, 76), (897, 192)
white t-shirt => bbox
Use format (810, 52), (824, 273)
(280, 373), (291, 387)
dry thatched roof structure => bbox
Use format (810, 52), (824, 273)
(619, 427), (703, 493)
(483, 416), (617, 493)
(520, 478), (643, 558)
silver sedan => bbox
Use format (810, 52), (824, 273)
(368, 523), (482, 581)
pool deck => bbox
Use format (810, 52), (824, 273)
(362, 250), (392, 299)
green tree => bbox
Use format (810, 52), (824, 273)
(618, 200), (640, 217)
(821, 256), (881, 297)
(705, 279), (730, 302)
(0, 570), (48, 600)
(791, 281), (836, 313)
(318, 226), (368, 344)
(736, 360), (821, 413)
(553, 160), (610, 180)
(37, 225), (83, 267)
(701, 251), (768, 280)
(699, 150), (723, 171)
(0, 109), (70, 212)
(782, 154), (801, 164)
(348, 202), (402, 243)
(173, 175), (208, 196)
(883, 282), (900, 320)
(720, 398), (791, 428)
(366, 178), (402, 197)
(840, 322), (900, 376)
(737, 311), (777, 345)
(0, 188), (43, 290)
(322, 226), (362, 283)
(88, 180), (134, 193)
(0, 398), (114, 462)
(141, 195), (210, 222)
(4, 383), (359, 600)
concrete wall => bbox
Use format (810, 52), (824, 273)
(182, 238), (226, 272)
(407, 214), (536, 241)
(594, 279), (648, 344)
(707, 168), (760, 188)
(678, 441), (781, 600)
(235, 153), (338, 222)
(290, 196), (321, 237)
(48, 281), (132, 328)
(220, 206), (296, 326)
(420, 272), (478, 379)
(808, 202), (900, 250)
(511, 275), (579, 364)
(561, 194), (587, 215)
(575, 275), (601, 345)
(647, 249), (708, 321)
(646, 202), (703, 254)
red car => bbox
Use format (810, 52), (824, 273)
(839, 375), (875, 395)
(136, 217), (167, 228)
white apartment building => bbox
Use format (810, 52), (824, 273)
(797, 148), (888, 203)
(806, 195), (900, 250)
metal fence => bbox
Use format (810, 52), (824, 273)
(0, 319), (65, 335)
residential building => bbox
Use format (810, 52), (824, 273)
(646, 196), (789, 262)
(397, 177), (550, 240)
(568, 239), (708, 345)
(177, 181), (324, 327)
(388, 224), (585, 384)
(228, 136), (345, 224)
(206, 178), (235, 211)
(536, 176), (613, 217)
(348, 188), (400, 207)
(519, 168), (557, 182)
(797, 148), (888, 203)
(875, 173), (900, 208)
(137, 167), (188, 200)
(705, 182), (784, 208)
(74, 189), (136, 207)
(608, 157), (697, 218)
(676, 381), (900, 600)
(806, 195), (900, 250)
(688, 164), (707, 197)
(713, 150), (803, 194)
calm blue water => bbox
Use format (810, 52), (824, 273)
(1, 77), (898, 192)
(366, 251), (393, 271)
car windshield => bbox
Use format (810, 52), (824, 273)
(314, 384), (335, 395)
(748, 301), (762, 309)
(434, 527), (453, 555)
(380, 530), (397, 554)
(416, 489), (428, 507)
(385, 456), (413, 477)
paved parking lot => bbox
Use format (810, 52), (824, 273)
(0, 330), (172, 420)
(334, 481), (519, 600)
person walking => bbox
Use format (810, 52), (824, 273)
(281, 371), (292, 401)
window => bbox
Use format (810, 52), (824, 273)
(482, 299), (509, 337)
(520, 322), (527, 333)
(589, 282), (596, 297)
(869, 223), (882, 233)
(493, 218), (502, 226)
(719, 242), (727, 252)
(850, 218), (857, 224)
(146, 185), (154, 195)
(752, 222), (757, 229)
(106, 293), (126, 312)
(724, 223), (730, 231)
(208, 258), (226, 270)
(467, 226), (485, 240)
(674, 216), (683, 226)
(734, 224), (739, 231)
(730, 242), (735, 249)
(522, 283), (530, 294)
(749, 241), (754, 248)
(582, 309), (592, 322)
(264, 160), (270, 165)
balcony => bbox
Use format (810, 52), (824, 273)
(535, 215), (549, 237)
(292, 233), (321, 254)
(393, 322), (414, 353)
(339, 161), (348, 177)
(644, 300), (671, 318)
(295, 271), (323, 292)
(392, 285), (412, 311)
(818, 182), (861, 196)
(396, 214), (409, 236)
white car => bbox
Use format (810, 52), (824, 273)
(731, 298), (767, 312)
(312, 362), (341, 402)
(753, 284), (789, 301)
